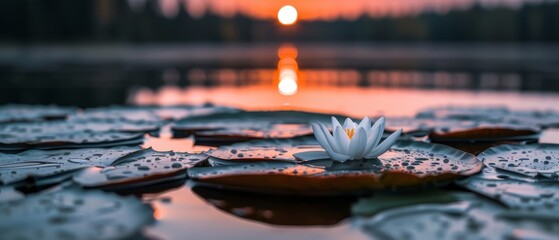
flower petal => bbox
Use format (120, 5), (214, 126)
(343, 118), (356, 129)
(318, 122), (341, 153)
(333, 126), (350, 154)
(312, 123), (350, 161)
(312, 123), (333, 152)
(327, 151), (352, 162)
(358, 116), (372, 134)
(366, 129), (402, 159)
(349, 127), (368, 159)
(331, 116), (342, 131)
(364, 117), (385, 154)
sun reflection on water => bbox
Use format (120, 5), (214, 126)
(277, 44), (299, 96)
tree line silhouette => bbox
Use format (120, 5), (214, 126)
(1, 0), (558, 43)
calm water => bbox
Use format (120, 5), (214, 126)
(3, 44), (559, 239)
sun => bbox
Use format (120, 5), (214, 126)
(277, 5), (298, 25)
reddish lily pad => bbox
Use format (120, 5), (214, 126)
(479, 144), (559, 180)
(0, 147), (140, 185)
(0, 104), (76, 123)
(0, 189), (153, 240)
(172, 111), (346, 143)
(73, 148), (207, 189)
(429, 122), (540, 142)
(189, 141), (482, 195)
(457, 167), (559, 212)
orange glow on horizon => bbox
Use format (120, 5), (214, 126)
(180, 0), (487, 21)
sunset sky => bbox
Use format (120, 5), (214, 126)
(150, 0), (549, 19)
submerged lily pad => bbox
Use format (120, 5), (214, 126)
(74, 148), (207, 189)
(172, 111), (346, 143)
(354, 192), (559, 240)
(0, 104), (76, 123)
(0, 147), (140, 185)
(416, 105), (509, 121)
(458, 167), (559, 213)
(191, 185), (353, 226)
(0, 189), (153, 240)
(352, 191), (459, 216)
(479, 144), (559, 179)
(429, 122), (540, 142)
(189, 140), (482, 194)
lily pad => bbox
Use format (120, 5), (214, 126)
(385, 116), (477, 136)
(0, 131), (144, 151)
(354, 192), (559, 240)
(0, 104), (76, 123)
(429, 122), (540, 142)
(68, 106), (162, 123)
(352, 190), (459, 216)
(479, 144), (559, 179)
(152, 105), (240, 121)
(72, 105), (239, 123)
(416, 105), (509, 121)
(172, 111), (346, 142)
(0, 120), (152, 150)
(208, 137), (322, 162)
(503, 110), (559, 129)
(457, 167), (559, 212)
(0, 189), (153, 240)
(189, 140), (482, 195)
(0, 147), (140, 185)
(73, 148), (207, 189)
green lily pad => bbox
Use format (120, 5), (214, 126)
(0, 189), (153, 240)
(0, 104), (76, 123)
(69, 106), (162, 123)
(172, 111), (346, 143)
(0, 147), (140, 185)
(189, 140), (482, 195)
(457, 167), (559, 212)
(355, 192), (559, 240)
(479, 144), (559, 179)
(0, 120), (152, 150)
(72, 105), (239, 123)
(74, 148), (207, 189)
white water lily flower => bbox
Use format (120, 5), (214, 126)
(311, 117), (402, 162)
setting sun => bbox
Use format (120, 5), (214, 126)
(277, 5), (298, 25)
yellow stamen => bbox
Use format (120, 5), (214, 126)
(345, 128), (355, 139)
